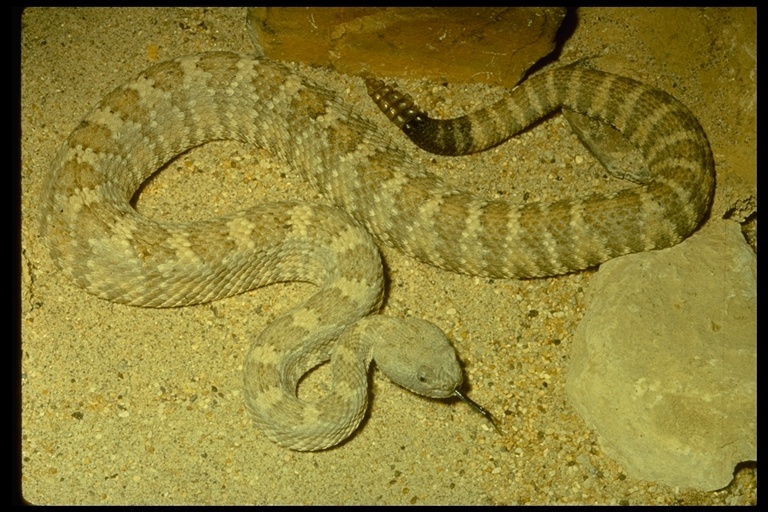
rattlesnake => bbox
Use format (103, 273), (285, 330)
(39, 51), (714, 451)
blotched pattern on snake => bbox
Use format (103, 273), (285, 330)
(40, 51), (714, 450)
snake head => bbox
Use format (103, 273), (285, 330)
(369, 317), (463, 399)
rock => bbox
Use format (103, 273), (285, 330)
(566, 220), (756, 491)
(247, 7), (566, 86)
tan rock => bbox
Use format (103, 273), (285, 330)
(247, 7), (566, 86)
(566, 220), (756, 491)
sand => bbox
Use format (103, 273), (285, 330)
(20, 7), (755, 505)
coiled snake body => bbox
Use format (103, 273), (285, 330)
(40, 51), (714, 450)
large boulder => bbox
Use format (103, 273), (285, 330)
(566, 220), (756, 491)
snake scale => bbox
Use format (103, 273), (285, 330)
(40, 51), (714, 451)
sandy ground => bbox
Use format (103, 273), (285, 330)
(20, 7), (755, 505)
